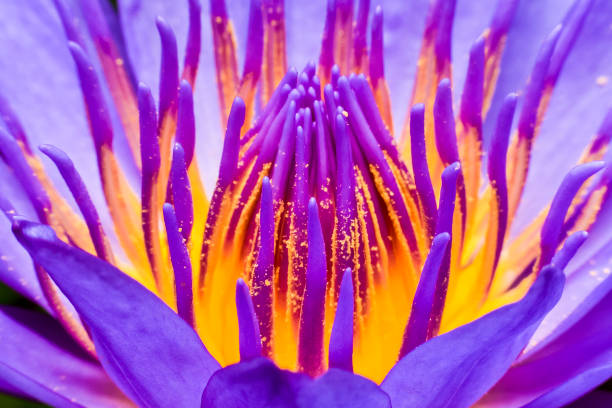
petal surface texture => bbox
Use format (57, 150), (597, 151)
(13, 220), (220, 408)
(381, 266), (565, 408)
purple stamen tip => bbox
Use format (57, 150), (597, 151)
(551, 230), (588, 271)
(138, 83), (160, 175)
(170, 143), (194, 241)
(434, 79), (459, 165)
(218, 97), (246, 189)
(540, 161), (604, 266)
(39, 144), (113, 262)
(459, 36), (485, 127)
(329, 267), (354, 372)
(252, 176), (274, 355)
(68, 41), (113, 148)
(235, 278), (263, 361)
(177, 80), (196, 168)
(400, 232), (450, 358)
(163, 203), (194, 327)
(410, 103), (438, 237)
(299, 198), (327, 376)
(156, 17), (179, 120)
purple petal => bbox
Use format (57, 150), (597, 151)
(295, 369), (391, 408)
(201, 357), (308, 408)
(13, 220), (219, 407)
(480, 236), (612, 407)
(0, 177), (47, 309)
(479, 288), (612, 407)
(521, 364), (612, 408)
(0, 1), (135, 217)
(381, 266), (565, 408)
(0, 306), (131, 407)
(526, 236), (612, 356)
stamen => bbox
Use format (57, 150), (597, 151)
(318, 0), (337, 86)
(333, 0), (354, 73)
(352, 0), (370, 73)
(235, 278), (262, 361)
(182, 0), (203, 86)
(508, 25), (561, 220)
(410, 104), (437, 240)
(550, 230), (588, 270)
(170, 144), (194, 242)
(210, 0), (239, 122)
(539, 161), (604, 268)
(252, 177), (275, 356)
(338, 77), (419, 258)
(199, 97), (244, 288)
(156, 18), (179, 125)
(261, 0), (288, 102)
(546, 0), (593, 89)
(369, 6), (393, 133)
(163, 203), (194, 327)
(0, 93), (30, 153)
(298, 198), (327, 377)
(0, 97), (93, 252)
(238, 0), (264, 128)
(0, 129), (50, 222)
(68, 42), (147, 276)
(433, 80), (466, 234)
(59, 0), (141, 163)
(458, 38), (484, 236)
(433, 79), (459, 166)
(219, 98), (246, 189)
(290, 125), (310, 313)
(401, 0), (456, 156)
(176, 81), (196, 168)
(399, 232), (450, 358)
(428, 162), (460, 337)
(332, 114), (357, 295)
(39, 145), (115, 263)
(329, 267), (354, 372)
(139, 83), (168, 298)
(485, 94), (516, 272)
(270, 101), (296, 203)
(483, 0), (519, 113)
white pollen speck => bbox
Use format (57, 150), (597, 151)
(596, 76), (609, 87)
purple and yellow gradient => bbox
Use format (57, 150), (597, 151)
(1, 0), (612, 406)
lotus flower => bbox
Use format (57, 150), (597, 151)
(0, 0), (611, 406)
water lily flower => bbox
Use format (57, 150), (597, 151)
(1, 0), (612, 406)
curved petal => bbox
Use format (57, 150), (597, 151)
(478, 268), (612, 407)
(0, 163), (47, 309)
(526, 234), (612, 356)
(0, 306), (132, 408)
(201, 357), (307, 408)
(295, 369), (391, 408)
(380, 266), (565, 408)
(13, 220), (220, 408)
(521, 364), (612, 408)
